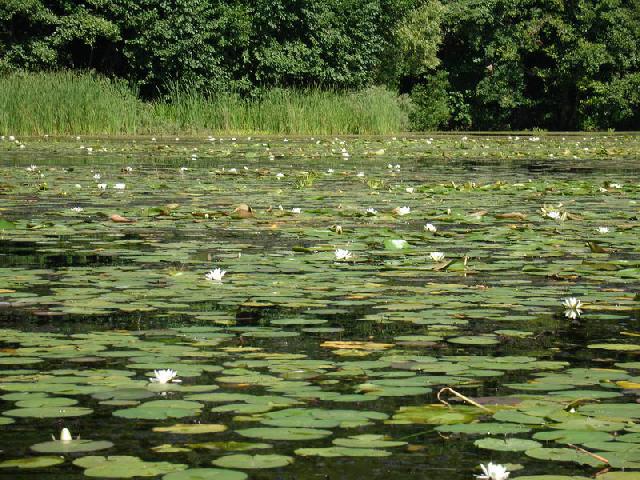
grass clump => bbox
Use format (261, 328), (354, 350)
(0, 71), (144, 136)
(0, 71), (408, 136)
(155, 87), (408, 135)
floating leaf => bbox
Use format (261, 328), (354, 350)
(237, 427), (332, 441)
(162, 468), (247, 480)
(153, 424), (227, 434)
(212, 454), (293, 469)
(31, 439), (113, 453)
(73, 456), (186, 478)
(0, 457), (65, 469)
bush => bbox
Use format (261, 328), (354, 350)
(408, 72), (450, 131)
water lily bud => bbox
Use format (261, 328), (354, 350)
(60, 428), (73, 442)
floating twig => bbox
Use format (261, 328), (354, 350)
(437, 387), (493, 413)
(568, 444), (609, 465)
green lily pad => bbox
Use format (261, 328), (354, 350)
(31, 439), (114, 453)
(435, 423), (531, 435)
(390, 404), (479, 425)
(113, 400), (203, 420)
(0, 456), (65, 469)
(525, 447), (606, 467)
(3, 406), (93, 418)
(474, 437), (541, 452)
(163, 469), (248, 480)
(73, 455), (187, 478)
(237, 427), (332, 441)
(153, 424), (227, 434)
(333, 434), (406, 448)
(295, 447), (391, 457)
(212, 454), (293, 469)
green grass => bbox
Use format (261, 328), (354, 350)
(0, 71), (143, 136)
(0, 71), (407, 136)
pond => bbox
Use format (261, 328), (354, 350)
(1, 134), (639, 480)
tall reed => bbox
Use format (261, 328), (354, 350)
(0, 71), (143, 135)
(0, 71), (407, 136)
(153, 87), (407, 135)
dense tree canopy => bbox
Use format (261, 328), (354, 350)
(1, 0), (638, 130)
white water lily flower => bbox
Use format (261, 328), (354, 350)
(356, 171), (365, 177)
(180, 167), (189, 172)
(93, 173), (101, 180)
(476, 462), (510, 480)
(52, 428), (74, 443)
(597, 226), (610, 234)
(60, 427), (73, 442)
(430, 252), (445, 262)
(424, 223), (437, 233)
(71, 207), (84, 212)
(275, 172), (284, 179)
(335, 249), (352, 261)
(205, 268), (226, 282)
(341, 148), (350, 158)
(291, 207), (302, 214)
(562, 297), (583, 319)
(609, 183), (623, 189)
(26, 165), (37, 172)
(366, 208), (378, 216)
(228, 168), (237, 173)
(394, 206), (411, 216)
(75, 184), (82, 189)
(327, 168), (334, 174)
(151, 369), (180, 384)
(405, 187), (414, 193)
(546, 210), (568, 221)
(114, 183), (126, 189)
(97, 183), (107, 190)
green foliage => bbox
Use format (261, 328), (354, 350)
(440, 0), (640, 130)
(391, 0), (444, 79)
(408, 71), (450, 130)
(579, 73), (640, 130)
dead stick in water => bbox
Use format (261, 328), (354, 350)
(567, 444), (609, 465)
(437, 387), (493, 413)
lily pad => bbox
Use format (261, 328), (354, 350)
(237, 427), (332, 441)
(153, 424), (227, 434)
(212, 454), (293, 469)
(163, 469), (247, 480)
(295, 447), (391, 457)
(0, 456), (65, 469)
(73, 456), (187, 478)
(113, 400), (203, 420)
(31, 439), (114, 453)
(474, 437), (541, 452)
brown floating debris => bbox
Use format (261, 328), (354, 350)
(109, 214), (135, 223)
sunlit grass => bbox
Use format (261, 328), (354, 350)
(0, 71), (407, 136)
(0, 71), (143, 136)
